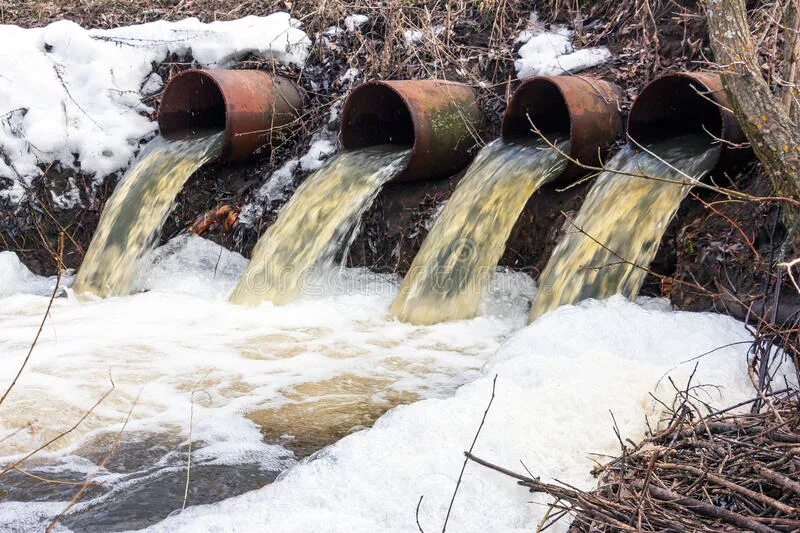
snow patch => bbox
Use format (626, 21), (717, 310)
(299, 138), (337, 172)
(344, 14), (369, 32)
(339, 67), (361, 84)
(403, 25), (444, 46)
(0, 14), (310, 206)
(515, 13), (611, 78)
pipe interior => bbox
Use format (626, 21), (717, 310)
(341, 85), (414, 149)
(628, 76), (723, 144)
(158, 71), (227, 137)
(503, 80), (570, 141)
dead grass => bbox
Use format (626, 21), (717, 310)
(0, 0), (274, 27)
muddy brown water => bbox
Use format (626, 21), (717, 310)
(72, 131), (224, 298)
(390, 138), (568, 325)
(530, 134), (721, 320)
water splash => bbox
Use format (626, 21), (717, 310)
(230, 146), (410, 306)
(0, 235), (531, 530)
(529, 134), (721, 321)
(391, 138), (568, 324)
(72, 131), (224, 298)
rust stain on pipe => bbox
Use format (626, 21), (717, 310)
(158, 69), (304, 161)
(502, 75), (623, 180)
(628, 71), (747, 168)
(340, 80), (483, 181)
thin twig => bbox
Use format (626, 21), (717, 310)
(441, 374), (498, 532)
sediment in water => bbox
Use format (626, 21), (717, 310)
(529, 134), (721, 321)
(72, 131), (224, 298)
(390, 138), (568, 325)
(230, 146), (410, 306)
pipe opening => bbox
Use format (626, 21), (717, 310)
(502, 79), (570, 141)
(158, 70), (227, 138)
(628, 75), (723, 144)
(341, 83), (415, 149)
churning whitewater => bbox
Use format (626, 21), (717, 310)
(0, 234), (780, 531)
(0, 235), (534, 530)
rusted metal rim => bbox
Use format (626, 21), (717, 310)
(502, 76), (623, 180)
(158, 69), (304, 161)
(628, 72), (746, 167)
(340, 80), (483, 181)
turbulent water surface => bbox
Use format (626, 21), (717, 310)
(530, 134), (721, 320)
(391, 138), (568, 325)
(72, 132), (224, 298)
(0, 235), (533, 530)
(230, 146), (410, 306)
(0, 134), (776, 533)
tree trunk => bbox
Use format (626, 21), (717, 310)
(707, 0), (800, 249)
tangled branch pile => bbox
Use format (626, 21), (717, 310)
(469, 390), (800, 532)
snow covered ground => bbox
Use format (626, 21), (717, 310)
(0, 14), (309, 206)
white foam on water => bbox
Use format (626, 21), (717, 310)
(0, 235), (527, 465)
(0, 501), (69, 532)
(143, 296), (792, 533)
(2, 236), (791, 531)
(0, 251), (68, 297)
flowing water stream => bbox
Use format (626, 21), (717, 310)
(230, 146), (410, 306)
(529, 134), (721, 320)
(0, 134), (773, 532)
(0, 235), (533, 530)
(72, 132), (224, 298)
(391, 138), (568, 325)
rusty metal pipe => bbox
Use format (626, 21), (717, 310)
(628, 72), (746, 167)
(502, 76), (623, 180)
(340, 80), (483, 181)
(157, 69), (304, 161)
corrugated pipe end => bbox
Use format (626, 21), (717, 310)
(628, 72), (747, 168)
(340, 80), (483, 181)
(157, 69), (304, 161)
(502, 76), (623, 180)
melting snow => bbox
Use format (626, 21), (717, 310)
(515, 14), (611, 78)
(344, 14), (370, 32)
(0, 14), (310, 206)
